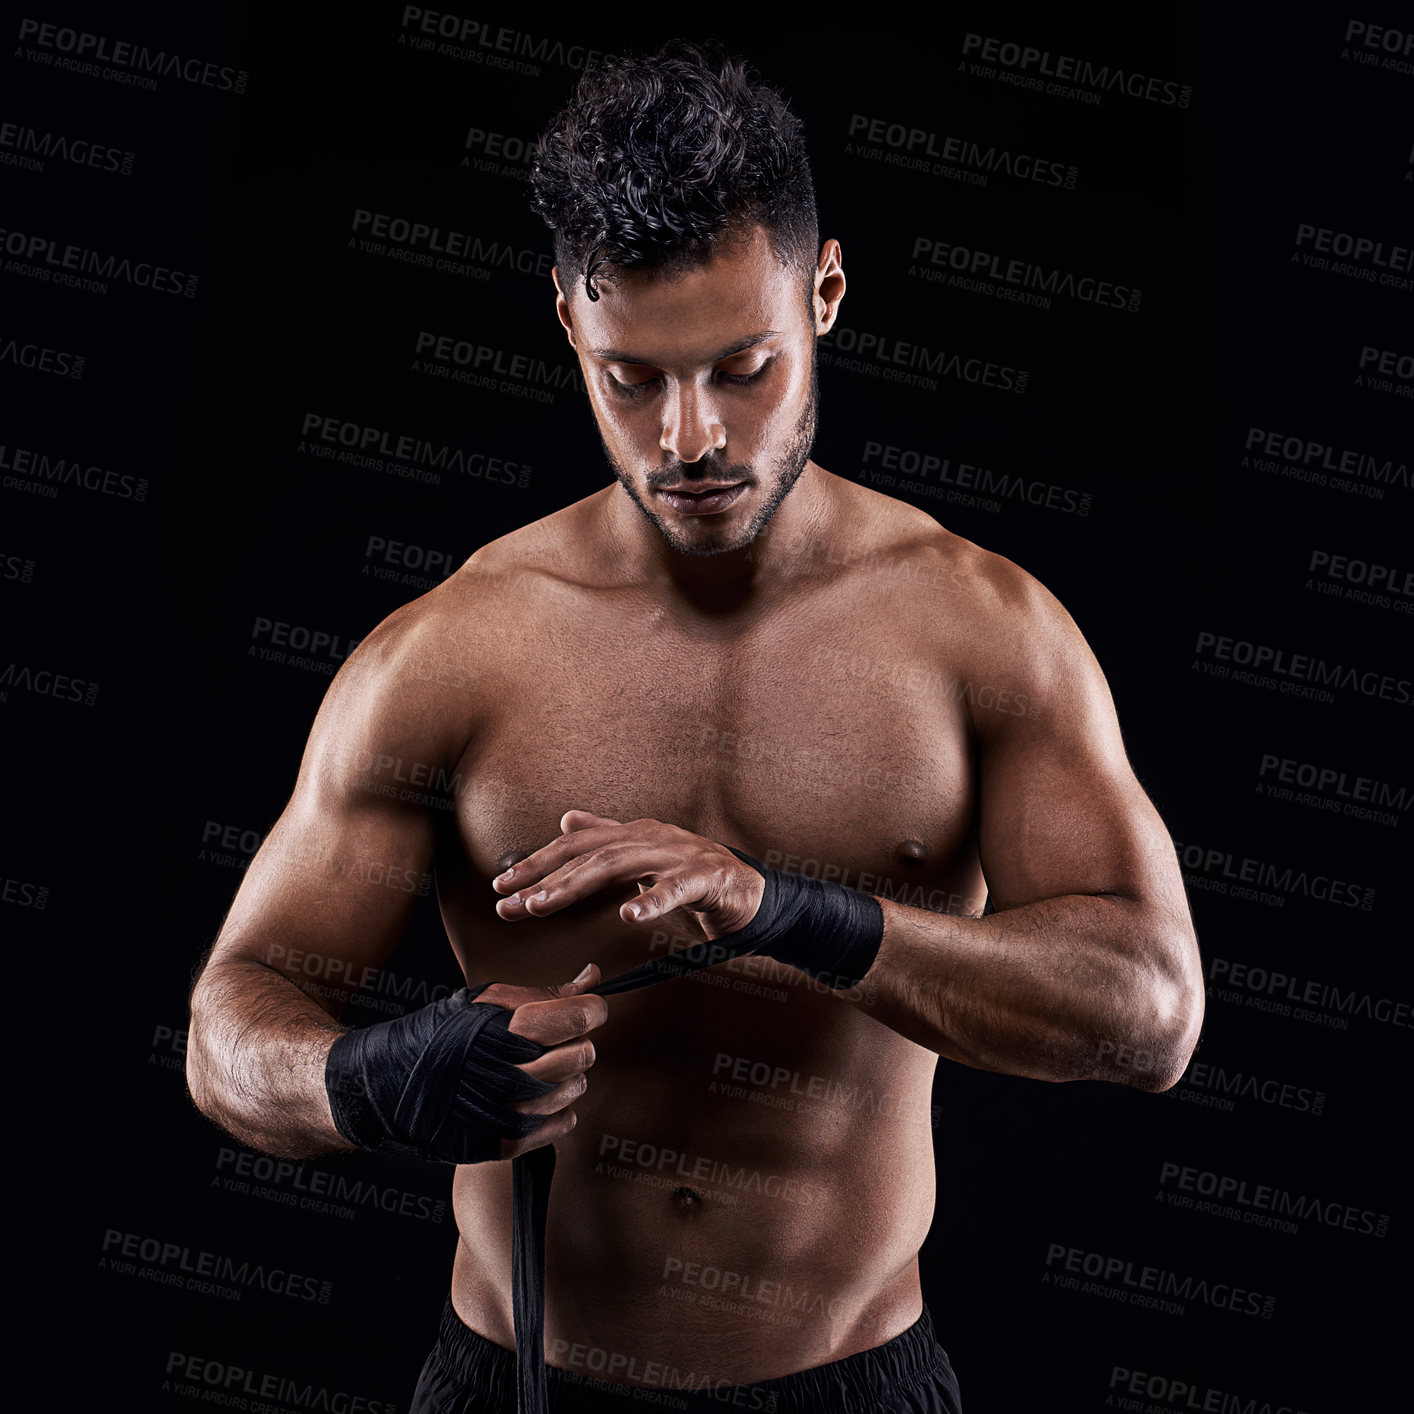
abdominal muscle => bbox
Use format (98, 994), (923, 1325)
(445, 978), (940, 1387)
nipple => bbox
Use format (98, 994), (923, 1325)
(495, 848), (530, 874)
(896, 839), (927, 866)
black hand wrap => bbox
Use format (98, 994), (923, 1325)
(721, 846), (885, 990)
(332, 845), (885, 1414)
(324, 983), (555, 1163)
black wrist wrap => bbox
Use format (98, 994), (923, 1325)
(324, 985), (555, 1163)
(722, 847), (884, 990)
(328, 847), (884, 1413)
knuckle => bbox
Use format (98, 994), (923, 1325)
(559, 1004), (589, 1033)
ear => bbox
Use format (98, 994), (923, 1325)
(551, 266), (576, 347)
(812, 240), (846, 337)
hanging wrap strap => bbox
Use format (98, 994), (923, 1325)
(326, 847), (884, 1413)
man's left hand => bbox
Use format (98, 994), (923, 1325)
(492, 811), (764, 940)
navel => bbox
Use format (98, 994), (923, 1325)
(672, 1186), (704, 1214)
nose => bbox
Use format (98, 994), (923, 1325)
(659, 380), (726, 464)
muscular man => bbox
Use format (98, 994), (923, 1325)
(187, 40), (1204, 1414)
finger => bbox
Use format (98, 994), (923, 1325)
(507, 992), (609, 1047)
(561, 809), (622, 833)
(492, 824), (630, 896)
(473, 963), (600, 1014)
(503, 843), (683, 921)
(518, 1035), (596, 1086)
(554, 963), (601, 995)
(501, 1108), (578, 1161)
(512, 1070), (587, 1118)
(619, 877), (690, 924)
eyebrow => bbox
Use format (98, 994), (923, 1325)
(587, 331), (780, 366)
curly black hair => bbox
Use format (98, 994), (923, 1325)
(529, 39), (818, 302)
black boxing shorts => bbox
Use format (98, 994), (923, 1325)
(409, 1296), (964, 1414)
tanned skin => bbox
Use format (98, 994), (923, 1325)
(188, 224), (1204, 1385)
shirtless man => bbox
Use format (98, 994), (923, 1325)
(186, 40), (1205, 1414)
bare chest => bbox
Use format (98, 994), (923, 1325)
(452, 608), (978, 904)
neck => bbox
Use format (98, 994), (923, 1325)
(605, 461), (832, 613)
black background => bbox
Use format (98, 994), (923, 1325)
(6, 5), (1410, 1410)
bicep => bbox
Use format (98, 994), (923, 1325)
(972, 589), (1186, 922)
(205, 633), (464, 1017)
(211, 790), (438, 1018)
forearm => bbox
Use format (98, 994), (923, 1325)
(187, 957), (354, 1158)
(848, 894), (1202, 1090)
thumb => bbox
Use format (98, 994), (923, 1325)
(557, 962), (600, 994)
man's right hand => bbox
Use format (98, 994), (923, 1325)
(323, 964), (607, 1165)
(476, 964), (606, 1159)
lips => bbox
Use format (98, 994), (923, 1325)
(653, 482), (749, 516)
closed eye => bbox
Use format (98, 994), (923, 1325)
(606, 361), (772, 399)
(715, 367), (767, 387)
(607, 374), (660, 399)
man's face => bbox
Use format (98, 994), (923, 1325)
(555, 226), (830, 557)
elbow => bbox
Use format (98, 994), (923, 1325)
(185, 1056), (215, 1122)
(184, 1014), (215, 1120)
(183, 985), (225, 1124)
(1090, 921), (1205, 1092)
(1132, 967), (1205, 1094)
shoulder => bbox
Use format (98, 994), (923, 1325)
(354, 494), (605, 672)
(827, 470), (1065, 627)
(933, 536), (1114, 745)
(826, 472), (1106, 724)
(444, 491), (611, 618)
(943, 536), (1086, 673)
(301, 499), (600, 771)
